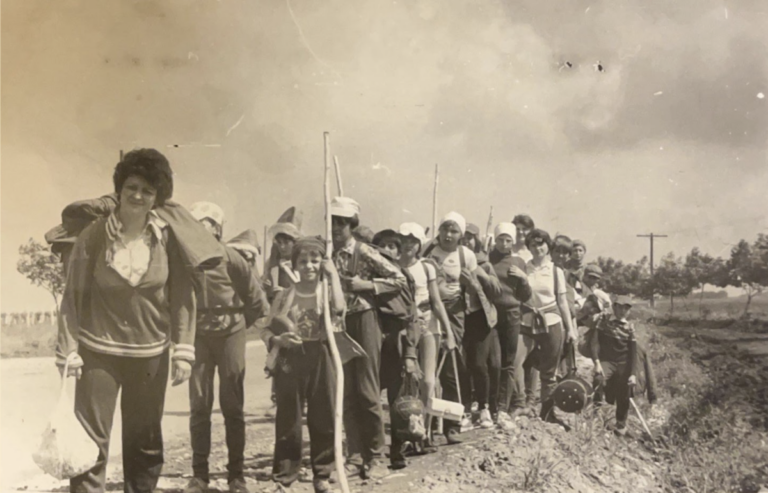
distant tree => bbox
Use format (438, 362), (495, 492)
(596, 256), (651, 298)
(684, 247), (725, 317)
(724, 238), (768, 317)
(652, 252), (694, 316)
(17, 239), (65, 314)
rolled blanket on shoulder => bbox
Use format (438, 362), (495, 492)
(45, 193), (224, 272)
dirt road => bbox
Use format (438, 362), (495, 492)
(0, 342), (271, 492)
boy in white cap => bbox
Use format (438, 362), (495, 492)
(330, 196), (407, 479)
(186, 202), (270, 493)
(488, 223), (533, 429)
(423, 212), (501, 436)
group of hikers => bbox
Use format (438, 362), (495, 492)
(49, 148), (657, 493)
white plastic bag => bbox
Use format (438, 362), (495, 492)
(32, 356), (99, 480)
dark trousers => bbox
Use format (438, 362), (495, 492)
(496, 307), (522, 413)
(597, 360), (631, 426)
(189, 329), (246, 482)
(72, 347), (169, 493)
(512, 323), (565, 413)
(343, 310), (385, 466)
(273, 341), (335, 485)
(463, 310), (500, 413)
(379, 327), (406, 465)
(438, 297), (472, 433)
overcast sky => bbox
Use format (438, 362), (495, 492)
(2, 0), (767, 311)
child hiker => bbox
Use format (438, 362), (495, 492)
(589, 295), (643, 437)
(258, 236), (345, 493)
(331, 196), (406, 480)
(488, 223), (533, 430)
(397, 223), (455, 431)
(186, 202), (269, 493)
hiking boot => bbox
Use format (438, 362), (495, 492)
(445, 428), (463, 444)
(614, 421), (634, 438)
(184, 478), (208, 493)
(313, 478), (332, 493)
(460, 414), (474, 432)
(479, 409), (494, 429)
(496, 411), (515, 431)
(361, 460), (388, 480)
(229, 477), (250, 493)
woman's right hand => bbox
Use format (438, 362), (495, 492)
(274, 332), (303, 350)
(58, 365), (82, 379)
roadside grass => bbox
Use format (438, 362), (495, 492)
(625, 321), (767, 492)
(0, 323), (56, 358)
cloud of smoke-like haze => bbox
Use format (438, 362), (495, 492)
(2, 0), (767, 309)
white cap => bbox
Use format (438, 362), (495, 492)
(398, 222), (427, 245)
(494, 222), (517, 242)
(439, 211), (466, 235)
(189, 201), (225, 227)
(330, 196), (361, 218)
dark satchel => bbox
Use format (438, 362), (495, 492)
(552, 344), (593, 413)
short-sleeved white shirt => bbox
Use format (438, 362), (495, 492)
(427, 245), (478, 302)
(525, 258), (567, 325)
(407, 260), (436, 309)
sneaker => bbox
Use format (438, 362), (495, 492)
(479, 409), (494, 429)
(509, 407), (529, 420)
(228, 477), (250, 493)
(343, 462), (363, 478)
(445, 428), (463, 444)
(460, 414), (474, 432)
(184, 478), (208, 493)
(361, 460), (388, 480)
(313, 478), (332, 493)
(496, 411), (515, 431)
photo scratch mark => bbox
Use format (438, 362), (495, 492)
(226, 114), (245, 137)
(286, 0), (343, 84)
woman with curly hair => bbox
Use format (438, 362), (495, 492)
(56, 148), (197, 493)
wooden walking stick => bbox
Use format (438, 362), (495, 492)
(333, 155), (344, 196)
(432, 163), (439, 240)
(262, 225), (268, 278)
(484, 206), (494, 252)
(323, 132), (350, 493)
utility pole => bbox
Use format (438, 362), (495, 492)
(637, 233), (668, 308)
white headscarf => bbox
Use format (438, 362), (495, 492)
(439, 211), (466, 235)
(494, 222), (517, 242)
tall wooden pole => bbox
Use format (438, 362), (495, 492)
(333, 155), (344, 196)
(432, 163), (439, 240)
(323, 133), (350, 493)
(637, 233), (667, 308)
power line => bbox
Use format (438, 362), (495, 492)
(637, 233), (668, 308)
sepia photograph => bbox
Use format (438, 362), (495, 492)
(1, 1), (767, 492)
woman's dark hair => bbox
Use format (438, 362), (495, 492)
(552, 235), (573, 254)
(525, 228), (553, 250)
(372, 229), (402, 254)
(113, 148), (174, 207)
(512, 214), (535, 230)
